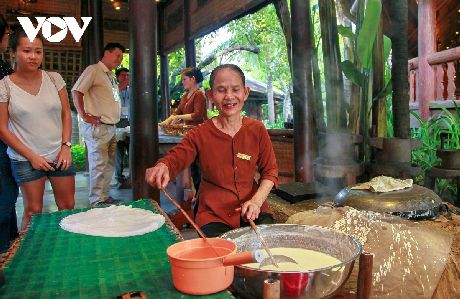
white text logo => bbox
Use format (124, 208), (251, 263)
(17, 17), (92, 43)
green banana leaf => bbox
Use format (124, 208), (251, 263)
(337, 25), (355, 39)
(341, 60), (365, 86)
(356, 0), (382, 69)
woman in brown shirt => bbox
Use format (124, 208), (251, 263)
(146, 64), (279, 237)
(160, 67), (207, 126)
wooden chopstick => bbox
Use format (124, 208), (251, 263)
(162, 189), (220, 257)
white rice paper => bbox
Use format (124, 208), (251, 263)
(60, 205), (165, 237)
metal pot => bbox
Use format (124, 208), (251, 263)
(436, 149), (460, 169)
(220, 224), (362, 299)
(166, 238), (261, 295)
(335, 184), (442, 220)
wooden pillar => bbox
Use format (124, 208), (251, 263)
(291, 0), (315, 183)
(184, 0), (196, 67)
(80, 0), (90, 69)
(159, 5), (170, 120)
(90, 0), (104, 63)
(129, 0), (159, 202)
(160, 54), (171, 120)
(391, 0), (410, 138)
(416, 0), (436, 121)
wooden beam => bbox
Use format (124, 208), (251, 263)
(427, 47), (460, 65)
(409, 46), (460, 70)
(416, 0), (436, 120)
(184, 0), (196, 67)
(160, 0), (271, 54)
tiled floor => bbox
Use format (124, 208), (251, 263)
(14, 171), (198, 240)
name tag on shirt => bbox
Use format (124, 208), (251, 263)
(236, 153), (251, 161)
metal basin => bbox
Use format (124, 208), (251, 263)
(220, 224), (362, 299)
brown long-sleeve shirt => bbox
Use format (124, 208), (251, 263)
(158, 117), (279, 228)
(174, 89), (207, 125)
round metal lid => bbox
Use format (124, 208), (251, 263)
(335, 184), (442, 219)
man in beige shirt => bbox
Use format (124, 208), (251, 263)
(72, 43), (125, 206)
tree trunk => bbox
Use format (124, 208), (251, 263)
(312, 42), (326, 132)
(318, 0), (346, 130)
(391, 0), (410, 138)
(283, 83), (293, 122)
(267, 64), (275, 125)
(372, 17), (387, 137)
(273, 0), (292, 75)
(348, 0), (365, 135)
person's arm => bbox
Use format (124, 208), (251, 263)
(71, 66), (99, 125)
(241, 124), (279, 220)
(145, 162), (170, 189)
(0, 103), (54, 171)
(171, 91), (206, 124)
(71, 90), (99, 126)
(55, 87), (72, 170)
(190, 91), (206, 122)
(145, 127), (199, 189)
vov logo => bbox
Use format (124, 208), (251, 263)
(17, 17), (92, 43)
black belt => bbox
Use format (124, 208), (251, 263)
(100, 122), (116, 126)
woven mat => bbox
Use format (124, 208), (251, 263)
(0, 199), (233, 299)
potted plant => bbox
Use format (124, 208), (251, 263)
(436, 101), (460, 169)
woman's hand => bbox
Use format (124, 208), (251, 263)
(145, 162), (170, 189)
(240, 180), (275, 221)
(170, 115), (182, 124)
(29, 153), (55, 171)
(160, 115), (174, 126)
(241, 198), (264, 221)
(55, 145), (72, 170)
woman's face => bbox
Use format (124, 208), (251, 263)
(181, 74), (196, 91)
(12, 37), (43, 71)
(209, 68), (250, 118)
(0, 29), (9, 52)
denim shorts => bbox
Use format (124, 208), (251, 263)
(10, 160), (76, 184)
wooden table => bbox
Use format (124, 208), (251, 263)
(0, 200), (234, 298)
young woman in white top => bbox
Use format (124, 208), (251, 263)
(0, 28), (75, 229)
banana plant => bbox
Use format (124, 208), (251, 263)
(337, 0), (392, 137)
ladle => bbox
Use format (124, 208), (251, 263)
(235, 208), (297, 268)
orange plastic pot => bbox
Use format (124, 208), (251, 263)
(167, 238), (260, 295)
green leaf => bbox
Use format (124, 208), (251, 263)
(356, 0), (382, 69)
(383, 35), (391, 61)
(341, 60), (365, 86)
(337, 25), (355, 39)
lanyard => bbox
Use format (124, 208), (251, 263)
(106, 72), (121, 102)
